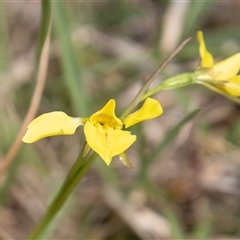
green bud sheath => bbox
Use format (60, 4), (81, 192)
(162, 73), (195, 90)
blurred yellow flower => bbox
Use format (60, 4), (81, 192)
(22, 98), (163, 166)
(196, 31), (240, 96)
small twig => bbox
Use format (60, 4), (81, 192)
(120, 37), (191, 119)
(0, 19), (52, 176)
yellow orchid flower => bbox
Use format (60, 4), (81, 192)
(196, 31), (240, 97)
(22, 98), (163, 166)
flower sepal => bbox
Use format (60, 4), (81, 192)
(119, 152), (133, 169)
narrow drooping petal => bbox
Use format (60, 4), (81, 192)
(22, 112), (82, 143)
(197, 31), (214, 68)
(123, 98), (163, 128)
(210, 53), (240, 80)
(90, 99), (122, 129)
(84, 121), (136, 165)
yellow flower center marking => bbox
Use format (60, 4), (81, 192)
(95, 114), (119, 129)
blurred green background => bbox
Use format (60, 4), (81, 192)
(0, 1), (240, 239)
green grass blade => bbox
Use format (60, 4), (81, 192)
(192, 218), (211, 239)
(27, 153), (96, 239)
(0, 2), (11, 71)
(52, 1), (88, 116)
(149, 108), (201, 163)
(183, 1), (216, 36)
(36, 0), (52, 58)
(165, 207), (186, 239)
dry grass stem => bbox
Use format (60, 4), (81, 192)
(0, 19), (52, 176)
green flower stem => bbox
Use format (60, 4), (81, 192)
(141, 82), (164, 101)
(196, 80), (240, 105)
(27, 151), (97, 240)
(142, 73), (195, 101)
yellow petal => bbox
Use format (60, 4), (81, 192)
(223, 75), (240, 96)
(22, 112), (82, 143)
(210, 53), (240, 80)
(197, 31), (214, 68)
(84, 121), (136, 165)
(90, 99), (122, 129)
(123, 98), (163, 128)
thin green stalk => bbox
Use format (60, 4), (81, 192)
(141, 83), (164, 100)
(142, 73), (194, 100)
(196, 80), (240, 105)
(27, 152), (97, 240)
